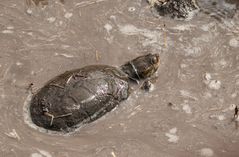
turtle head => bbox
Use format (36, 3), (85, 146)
(121, 53), (160, 81)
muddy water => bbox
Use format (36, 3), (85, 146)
(1, 0), (239, 156)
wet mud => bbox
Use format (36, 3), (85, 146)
(0, 0), (239, 157)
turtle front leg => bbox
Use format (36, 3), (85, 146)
(140, 75), (159, 91)
(141, 80), (152, 91)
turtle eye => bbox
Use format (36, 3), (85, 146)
(151, 56), (158, 64)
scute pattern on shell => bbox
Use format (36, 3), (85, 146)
(30, 65), (129, 131)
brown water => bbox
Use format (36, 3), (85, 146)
(1, 0), (239, 157)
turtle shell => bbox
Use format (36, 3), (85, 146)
(30, 65), (129, 131)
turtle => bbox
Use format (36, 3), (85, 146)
(29, 53), (160, 132)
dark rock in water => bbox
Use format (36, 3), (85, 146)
(29, 54), (160, 132)
(147, 0), (199, 19)
(148, 0), (238, 20)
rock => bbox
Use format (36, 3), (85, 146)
(147, 0), (199, 18)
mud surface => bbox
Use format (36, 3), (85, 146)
(0, 0), (239, 156)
